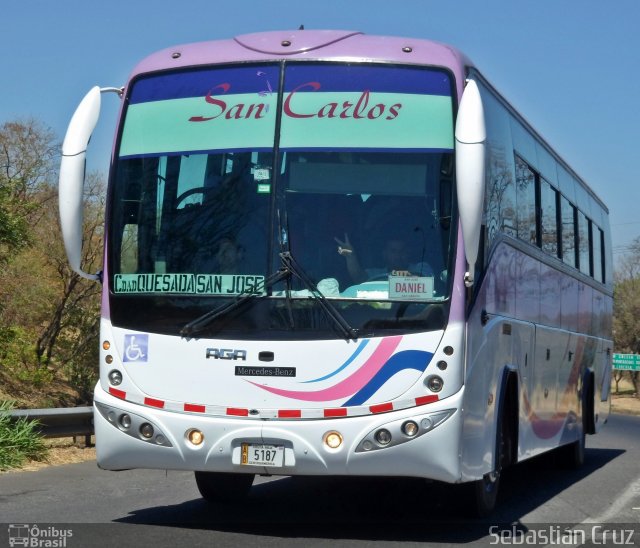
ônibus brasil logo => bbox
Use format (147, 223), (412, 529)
(8, 524), (73, 547)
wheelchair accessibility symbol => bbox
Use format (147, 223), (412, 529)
(123, 334), (148, 362)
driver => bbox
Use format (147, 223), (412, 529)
(334, 233), (433, 284)
(215, 236), (245, 274)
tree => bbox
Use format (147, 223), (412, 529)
(613, 237), (640, 397)
(0, 119), (104, 405)
(0, 119), (59, 394)
(0, 119), (57, 263)
(35, 173), (104, 401)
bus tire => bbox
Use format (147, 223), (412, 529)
(561, 422), (585, 469)
(558, 374), (592, 469)
(472, 415), (504, 517)
(194, 471), (254, 503)
(471, 370), (516, 517)
(557, 415), (585, 469)
(473, 467), (500, 518)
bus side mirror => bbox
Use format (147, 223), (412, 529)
(59, 86), (120, 281)
(455, 79), (486, 288)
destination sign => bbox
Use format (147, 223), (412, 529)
(113, 273), (265, 296)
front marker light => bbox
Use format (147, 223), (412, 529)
(324, 431), (343, 449)
(187, 429), (204, 446)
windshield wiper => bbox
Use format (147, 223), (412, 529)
(280, 251), (358, 341)
(180, 268), (289, 338)
(180, 252), (358, 340)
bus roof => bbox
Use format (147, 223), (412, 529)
(129, 30), (471, 97)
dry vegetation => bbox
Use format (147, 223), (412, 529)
(611, 376), (640, 416)
(7, 438), (97, 473)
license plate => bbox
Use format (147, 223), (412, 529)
(241, 443), (284, 467)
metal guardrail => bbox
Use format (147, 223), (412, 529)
(9, 407), (94, 446)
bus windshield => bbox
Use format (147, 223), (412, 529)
(109, 62), (456, 338)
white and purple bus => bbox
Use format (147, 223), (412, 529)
(59, 30), (612, 515)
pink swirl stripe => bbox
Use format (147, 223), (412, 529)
(249, 336), (402, 402)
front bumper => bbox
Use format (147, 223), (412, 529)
(94, 386), (464, 483)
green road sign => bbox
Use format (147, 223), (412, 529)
(613, 353), (640, 371)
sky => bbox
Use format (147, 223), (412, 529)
(2, 0), (638, 265)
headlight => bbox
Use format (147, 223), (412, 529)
(355, 410), (455, 453)
(374, 429), (392, 446)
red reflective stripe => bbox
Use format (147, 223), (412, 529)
(324, 408), (347, 417)
(278, 409), (302, 418)
(227, 407), (249, 416)
(369, 402), (394, 414)
(144, 397), (165, 408)
(108, 393), (439, 418)
(109, 387), (126, 400)
(415, 395), (439, 406)
(184, 403), (206, 413)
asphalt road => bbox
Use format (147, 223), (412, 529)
(1, 413), (639, 547)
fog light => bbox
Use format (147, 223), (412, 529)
(324, 431), (343, 449)
(119, 414), (131, 430)
(426, 375), (444, 392)
(402, 420), (419, 437)
(108, 369), (122, 386)
(140, 423), (154, 439)
(374, 428), (392, 446)
(187, 429), (204, 446)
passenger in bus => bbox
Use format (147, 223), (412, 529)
(334, 233), (433, 284)
(214, 236), (245, 274)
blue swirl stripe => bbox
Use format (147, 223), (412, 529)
(303, 339), (370, 383)
(343, 350), (433, 406)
